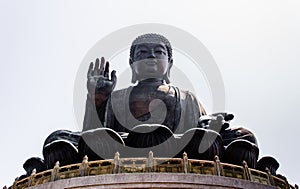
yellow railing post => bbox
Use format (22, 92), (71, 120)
(113, 152), (120, 174)
(28, 169), (36, 187)
(51, 161), (60, 181)
(80, 155), (89, 176)
(183, 152), (188, 173)
(242, 161), (252, 181)
(147, 151), (154, 172)
(214, 155), (222, 176)
(265, 167), (275, 186)
(12, 177), (18, 189)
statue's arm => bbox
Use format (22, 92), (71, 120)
(186, 91), (207, 130)
(175, 89), (207, 133)
(189, 91), (207, 116)
(82, 57), (117, 131)
(83, 94), (107, 131)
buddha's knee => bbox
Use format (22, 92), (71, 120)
(43, 130), (81, 169)
(124, 124), (176, 158)
(179, 128), (224, 161)
(223, 139), (259, 168)
(78, 128), (124, 160)
(221, 127), (258, 146)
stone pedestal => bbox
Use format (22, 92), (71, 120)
(27, 173), (277, 189)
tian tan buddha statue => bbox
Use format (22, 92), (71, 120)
(18, 33), (280, 180)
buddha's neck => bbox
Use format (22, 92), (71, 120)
(137, 78), (165, 86)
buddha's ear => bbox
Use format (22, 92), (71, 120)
(169, 58), (173, 68)
(164, 59), (173, 84)
(129, 58), (133, 65)
(130, 63), (137, 84)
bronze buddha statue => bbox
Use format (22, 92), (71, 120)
(19, 33), (278, 180)
(79, 33), (257, 166)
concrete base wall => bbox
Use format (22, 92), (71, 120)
(28, 173), (276, 189)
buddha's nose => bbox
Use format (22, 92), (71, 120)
(147, 50), (156, 59)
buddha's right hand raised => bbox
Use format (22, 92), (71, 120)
(87, 57), (117, 100)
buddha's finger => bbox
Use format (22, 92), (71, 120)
(87, 62), (94, 78)
(111, 70), (117, 84)
(104, 61), (109, 78)
(94, 58), (100, 75)
(99, 57), (105, 75)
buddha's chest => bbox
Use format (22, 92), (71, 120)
(128, 85), (177, 118)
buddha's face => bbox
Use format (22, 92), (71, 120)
(131, 42), (171, 82)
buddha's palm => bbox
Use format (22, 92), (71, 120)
(87, 57), (117, 100)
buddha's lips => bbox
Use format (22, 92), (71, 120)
(146, 62), (156, 65)
(145, 61), (157, 65)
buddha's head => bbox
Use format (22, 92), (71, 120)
(129, 33), (173, 84)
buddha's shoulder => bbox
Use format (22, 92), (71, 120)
(172, 86), (198, 99)
(111, 88), (129, 97)
(160, 85), (198, 99)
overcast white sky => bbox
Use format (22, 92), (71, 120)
(0, 0), (299, 187)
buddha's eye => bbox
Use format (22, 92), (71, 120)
(136, 50), (148, 56)
(155, 50), (166, 55)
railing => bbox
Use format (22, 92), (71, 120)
(8, 152), (296, 189)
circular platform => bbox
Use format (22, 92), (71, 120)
(11, 156), (291, 189)
(26, 173), (277, 189)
